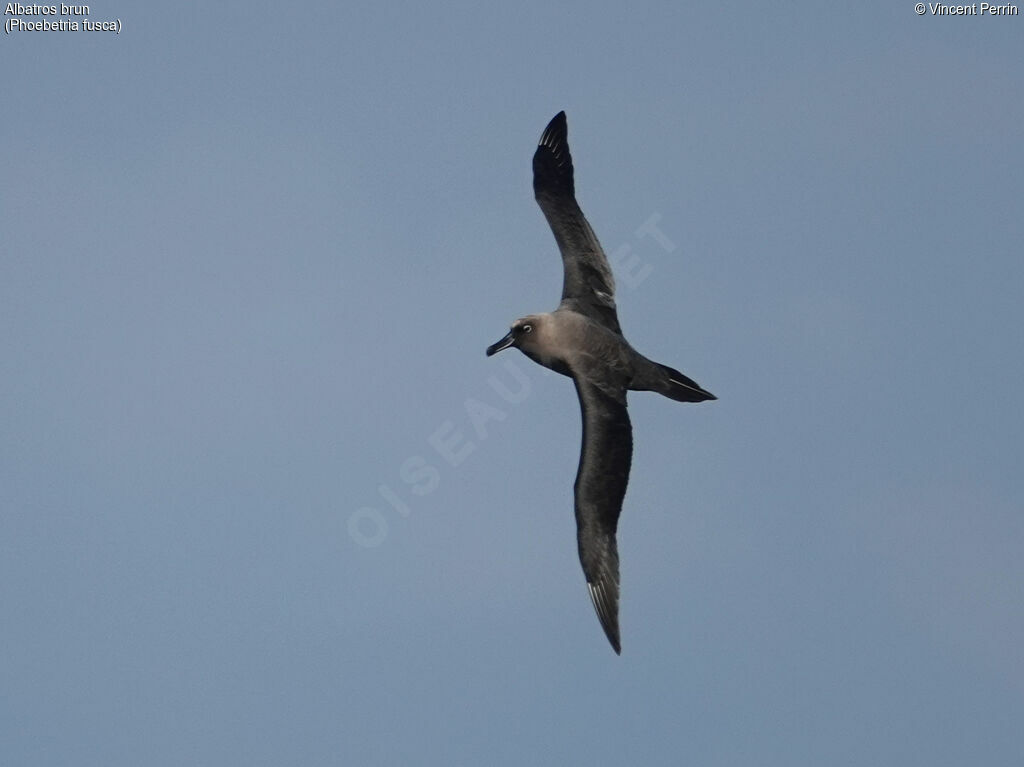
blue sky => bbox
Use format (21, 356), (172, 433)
(2, 2), (1022, 765)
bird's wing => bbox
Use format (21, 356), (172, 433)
(571, 375), (633, 654)
(534, 112), (622, 335)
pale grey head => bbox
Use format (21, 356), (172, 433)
(484, 316), (545, 358)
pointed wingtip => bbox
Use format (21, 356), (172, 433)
(587, 580), (622, 655)
(534, 112), (574, 197)
(538, 111), (568, 150)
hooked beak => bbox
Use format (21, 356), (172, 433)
(486, 330), (516, 357)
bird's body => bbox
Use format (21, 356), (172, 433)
(515, 311), (627, 383)
(486, 112), (715, 654)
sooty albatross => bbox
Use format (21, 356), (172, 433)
(486, 111), (716, 654)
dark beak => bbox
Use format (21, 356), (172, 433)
(486, 331), (516, 356)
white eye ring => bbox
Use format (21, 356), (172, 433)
(522, 324), (533, 334)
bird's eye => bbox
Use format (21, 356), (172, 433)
(521, 324), (533, 334)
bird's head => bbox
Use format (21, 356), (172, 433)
(486, 316), (542, 356)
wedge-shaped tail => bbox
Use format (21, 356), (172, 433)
(631, 359), (716, 403)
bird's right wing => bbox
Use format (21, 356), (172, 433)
(571, 375), (633, 654)
(533, 112), (622, 335)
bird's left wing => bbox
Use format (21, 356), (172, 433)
(571, 375), (633, 654)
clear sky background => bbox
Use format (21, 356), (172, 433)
(3, 2), (1022, 765)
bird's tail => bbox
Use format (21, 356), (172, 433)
(631, 360), (716, 403)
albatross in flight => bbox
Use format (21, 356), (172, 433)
(486, 111), (716, 654)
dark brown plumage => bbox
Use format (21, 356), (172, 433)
(486, 112), (715, 654)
